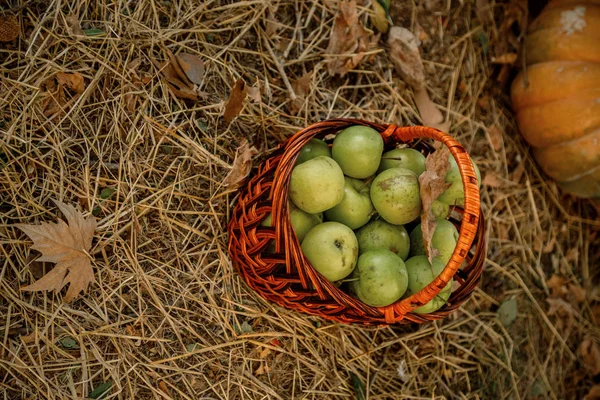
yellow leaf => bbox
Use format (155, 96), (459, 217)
(15, 200), (97, 302)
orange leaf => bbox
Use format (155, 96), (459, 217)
(224, 139), (258, 187)
(325, 0), (371, 77)
(223, 78), (247, 124)
(56, 72), (85, 94)
(15, 200), (97, 302)
(547, 274), (567, 298)
(418, 147), (452, 263)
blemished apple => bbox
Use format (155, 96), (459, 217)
(295, 138), (332, 165)
(331, 125), (384, 179)
(437, 155), (482, 206)
(409, 219), (459, 264)
(324, 177), (374, 230)
(355, 218), (410, 260)
(403, 255), (452, 314)
(350, 249), (409, 307)
(378, 148), (426, 176)
(261, 202), (323, 242)
(370, 167), (422, 225)
(301, 221), (359, 282)
(289, 156), (345, 214)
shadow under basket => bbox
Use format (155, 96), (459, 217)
(228, 118), (486, 325)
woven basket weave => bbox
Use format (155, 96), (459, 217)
(228, 118), (486, 325)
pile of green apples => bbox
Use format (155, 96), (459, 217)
(263, 125), (481, 314)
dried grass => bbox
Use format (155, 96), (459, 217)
(1, 1), (598, 399)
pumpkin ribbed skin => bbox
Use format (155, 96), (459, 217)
(510, 0), (600, 198)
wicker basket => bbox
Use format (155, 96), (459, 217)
(227, 118), (486, 325)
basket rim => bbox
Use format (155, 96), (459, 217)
(267, 118), (481, 322)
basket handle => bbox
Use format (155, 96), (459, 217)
(377, 125), (481, 322)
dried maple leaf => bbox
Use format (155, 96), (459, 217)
(418, 147), (452, 263)
(223, 78), (247, 124)
(325, 0), (371, 77)
(56, 72), (85, 94)
(15, 200), (97, 302)
(224, 139), (258, 187)
(0, 14), (19, 42)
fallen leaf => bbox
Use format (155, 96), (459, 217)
(289, 71), (312, 114)
(255, 363), (271, 376)
(65, 13), (84, 37)
(585, 385), (600, 400)
(580, 338), (600, 376)
(476, 0), (492, 24)
(223, 78), (247, 124)
(418, 147), (452, 262)
(414, 88), (450, 132)
(176, 53), (205, 85)
(158, 381), (170, 396)
(482, 172), (504, 188)
(0, 14), (19, 42)
(497, 297), (518, 327)
(89, 381), (112, 399)
(15, 200), (97, 302)
(247, 79), (261, 103)
(547, 274), (568, 298)
(325, 0), (371, 77)
(546, 297), (574, 332)
(566, 247), (579, 262)
(20, 332), (37, 344)
(56, 72), (85, 94)
(259, 347), (272, 359)
(224, 140), (258, 187)
(166, 48), (194, 88)
(491, 53), (518, 64)
(387, 27), (425, 88)
(488, 125), (504, 151)
(59, 336), (79, 349)
(150, 57), (198, 101)
(568, 284), (587, 303)
(84, 28), (105, 37)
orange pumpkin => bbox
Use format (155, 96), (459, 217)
(510, 0), (600, 198)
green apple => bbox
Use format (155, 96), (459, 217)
(331, 125), (384, 178)
(355, 218), (410, 260)
(351, 249), (409, 307)
(403, 255), (452, 314)
(289, 156), (345, 214)
(431, 200), (450, 219)
(324, 177), (374, 230)
(378, 148), (426, 176)
(261, 202), (323, 242)
(301, 221), (359, 282)
(437, 155), (482, 207)
(370, 167), (422, 225)
(295, 138), (332, 165)
(409, 219), (459, 264)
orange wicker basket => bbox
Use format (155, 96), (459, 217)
(227, 118), (486, 325)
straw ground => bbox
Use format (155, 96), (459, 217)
(1, 1), (598, 399)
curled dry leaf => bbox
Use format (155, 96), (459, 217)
(0, 14), (19, 42)
(325, 0), (371, 77)
(418, 147), (452, 263)
(223, 78), (247, 124)
(224, 139), (258, 187)
(15, 200), (97, 302)
(150, 57), (198, 101)
(65, 13), (85, 37)
(56, 72), (85, 93)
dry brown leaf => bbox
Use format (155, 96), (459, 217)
(20, 331), (37, 344)
(0, 14), (19, 42)
(491, 53), (518, 65)
(56, 72), (85, 94)
(166, 49), (194, 88)
(568, 284), (587, 303)
(488, 125), (504, 151)
(247, 78), (261, 103)
(15, 200), (97, 302)
(414, 87), (450, 132)
(176, 53), (204, 85)
(224, 139), (258, 187)
(387, 27), (425, 88)
(65, 13), (84, 37)
(418, 147), (452, 263)
(158, 381), (170, 396)
(545, 297), (574, 332)
(150, 57), (198, 101)
(259, 347), (272, 359)
(476, 0), (492, 24)
(255, 363), (271, 376)
(223, 78), (247, 124)
(566, 247), (579, 262)
(585, 385), (600, 400)
(547, 274), (568, 298)
(482, 172), (504, 188)
(325, 0), (371, 77)
(289, 71), (312, 114)
(580, 338), (600, 376)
